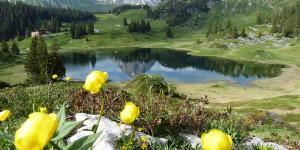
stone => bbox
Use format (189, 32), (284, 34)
(68, 113), (167, 149)
(179, 133), (202, 148)
(264, 142), (288, 150)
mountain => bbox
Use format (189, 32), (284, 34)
(8, 0), (116, 12)
(8, 0), (160, 12)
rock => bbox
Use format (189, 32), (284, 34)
(135, 132), (168, 145)
(264, 142), (288, 150)
(244, 136), (264, 148)
(179, 133), (202, 148)
(68, 113), (167, 150)
(244, 136), (287, 150)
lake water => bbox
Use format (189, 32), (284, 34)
(60, 48), (284, 85)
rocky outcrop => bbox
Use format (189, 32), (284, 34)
(68, 113), (287, 150)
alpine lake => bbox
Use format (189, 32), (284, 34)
(60, 48), (284, 85)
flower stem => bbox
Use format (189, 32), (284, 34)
(126, 125), (136, 150)
(90, 89), (105, 150)
(94, 89), (105, 133)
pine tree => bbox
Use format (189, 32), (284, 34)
(26, 27), (31, 38)
(1, 40), (9, 53)
(75, 26), (81, 39)
(11, 41), (19, 55)
(241, 28), (247, 37)
(48, 38), (66, 79)
(206, 24), (212, 37)
(256, 14), (263, 25)
(166, 26), (173, 38)
(69, 22), (76, 38)
(141, 19), (146, 33)
(146, 22), (151, 31)
(25, 37), (39, 80)
(36, 37), (49, 83)
(123, 17), (128, 25)
(230, 27), (238, 39)
(226, 17), (231, 29)
(17, 31), (21, 41)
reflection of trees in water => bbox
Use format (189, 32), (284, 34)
(60, 52), (97, 68)
(60, 48), (284, 78)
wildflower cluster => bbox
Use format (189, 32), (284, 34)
(0, 71), (234, 150)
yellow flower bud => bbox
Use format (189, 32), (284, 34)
(141, 136), (147, 142)
(138, 127), (142, 131)
(201, 129), (233, 150)
(66, 77), (71, 82)
(83, 71), (108, 94)
(52, 74), (58, 79)
(141, 143), (147, 149)
(40, 107), (48, 114)
(15, 112), (59, 150)
(0, 110), (11, 121)
(120, 102), (140, 124)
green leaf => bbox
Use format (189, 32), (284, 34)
(0, 131), (14, 142)
(52, 120), (84, 141)
(63, 132), (102, 150)
(57, 103), (66, 130)
(53, 139), (67, 149)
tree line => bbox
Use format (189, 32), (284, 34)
(1, 40), (20, 55)
(112, 4), (150, 15)
(124, 18), (151, 33)
(24, 37), (66, 84)
(147, 0), (211, 26)
(256, 1), (300, 37)
(206, 18), (247, 39)
(0, 1), (95, 41)
(69, 23), (94, 39)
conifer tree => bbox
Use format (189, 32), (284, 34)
(36, 37), (49, 83)
(75, 26), (81, 39)
(123, 17), (128, 25)
(166, 26), (173, 38)
(226, 18), (231, 29)
(69, 22), (76, 38)
(206, 24), (212, 37)
(25, 37), (39, 80)
(17, 31), (21, 41)
(141, 19), (146, 33)
(26, 27), (31, 38)
(256, 14), (263, 25)
(48, 38), (65, 79)
(11, 41), (19, 55)
(1, 40), (9, 53)
(146, 22), (151, 31)
(230, 27), (238, 39)
(241, 28), (247, 37)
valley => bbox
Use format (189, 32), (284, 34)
(0, 0), (300, 149)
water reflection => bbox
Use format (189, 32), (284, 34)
(60, 48), (284, 84)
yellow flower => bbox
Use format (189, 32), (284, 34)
(52, 74), (58, 79)
(15, 112), (59, 150)
(201, 129), (233, 150)
(121, 146), (126, 150)
(138, 127), (142, 131)
(116, 122), (122, 126)
(66, 77), (71, 82)
(141, 136), (147, 142)
(0, 110), (11, 121)
(40, 107), (48, 114)
(83, 71), (108, 94)
(120, 102), (140, 124)
(141, 143), (147, 149)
